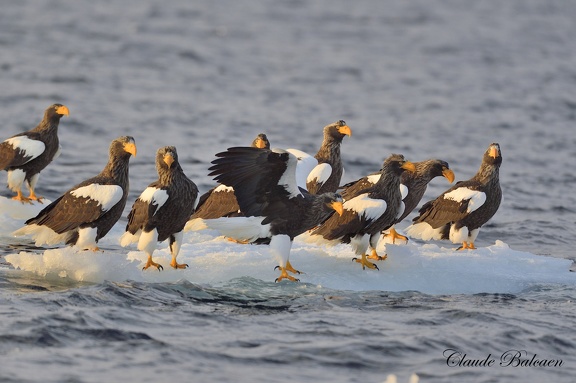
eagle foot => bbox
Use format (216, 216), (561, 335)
(275, 267), (300, 283)
(352, 254), (379, 270)
(143, 257), (164, 271)
(383, 227), (408, 244)
(170, 259), (189, 269)
(457, 241), (477, 251)
(366, 249), (388, 261)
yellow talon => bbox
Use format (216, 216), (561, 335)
(457, 241), (477, 250)
(352, 253), (379, 270)
(285, 260), (301, 275)
(170, 258), (189, 269)
(383, 227), (408, 244)
(366, 248), (387, 261)
(142, 256), (164, 271)
(275, 266), (300, 282)
(12, 190), (33, 204)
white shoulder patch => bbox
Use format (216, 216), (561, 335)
(307, 163), (332, 185)
(139, 187), (169, 215)
(71, 184), (124, 212)
(6, 136), (45, 163)
(444, 187), (487, 213)
(343, 193), (387, 221)
(214, 184), (234, 193)
(367, 174), (381, 185)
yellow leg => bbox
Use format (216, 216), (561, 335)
(142, 255), (164, 271)
(275, 267), (300, 282)
(170, 257), (189, 269)
(27, 189), (44, 204)
(366, 248), (387, 261)
(285, 260), (301, 275)
(352, 253), (379, 270)
(12, 190), (33, 204)
(383, 227), (408, 244)
(457, 241), (477, 250)
(227, 237), (250, 244)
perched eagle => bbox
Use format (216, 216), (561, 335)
(305, 120), (352, 194)
(308, 154), (415, 270)
(207, 146), (344, 282)
(121, 146), (199, 271)
(406, 143), (502, 250)
(185, 133), (270, 231)
(0, 104), (69, 203)
(13, 136), (136, 250)
(342, 159), (455, 245)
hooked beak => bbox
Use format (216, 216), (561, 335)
(56, 105), (70, 116)
(330, 200), (344, 216)
(124, 142), (137, 157)
(401, 161), (416, 173)
(338, 125), (352, 137)
(163, 152), (175, 167)
(443, 168), (455, 183)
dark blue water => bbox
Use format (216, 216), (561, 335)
(1, 1), (575, 382)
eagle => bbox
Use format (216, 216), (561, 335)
(1, 104), (69, 203)
(207, 146), (343, 282)
(406, 143), (502, 250)
(13, 136), (136, 250)
(121, 146), (199, 270)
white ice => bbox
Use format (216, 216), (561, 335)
(1, 196), (574, 295)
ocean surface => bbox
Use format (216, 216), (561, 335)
(1, 1), (575, 382)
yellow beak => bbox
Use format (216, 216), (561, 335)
(330, 201), (344, 216)
(443, 168), (455, 183)
(402, 161), (416, 173)
(124, 142), (137, 157)
(254, 138), (267, 149)
(489, 146), (499, 159)
(164, 153), (175, 167)
(56, 105), (70, 116)
(338, 125), (352, 137)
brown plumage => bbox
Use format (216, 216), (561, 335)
(306, 120), (351, 194)
(342, 159), (455, 244)
(308, 154), (415, 270)
(121, 146), (199, 271)
(185, 134), (270, 228)
(207, 146), (344, 282)
(0, 104), (69, 203)
(406, 143), (503, 250)
(13, 136), (136, 250)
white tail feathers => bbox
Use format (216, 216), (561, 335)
(203, 216), (270, 242)
(405, 222), (443, 241)
(184, 218), (208, 232)
(12, 224), (71, 246)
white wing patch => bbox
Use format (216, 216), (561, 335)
(307, 163), (332, 186)
(367, 174), (381, 185)
(71, 184), (123, 212)
(6, 136), (45, 162)
(286, 148), (318, 190)
(139, 187), (169, 215)
(214, 184), (234, 193)
(343, 193), (387, 221)
(444, 187), (486, 214)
